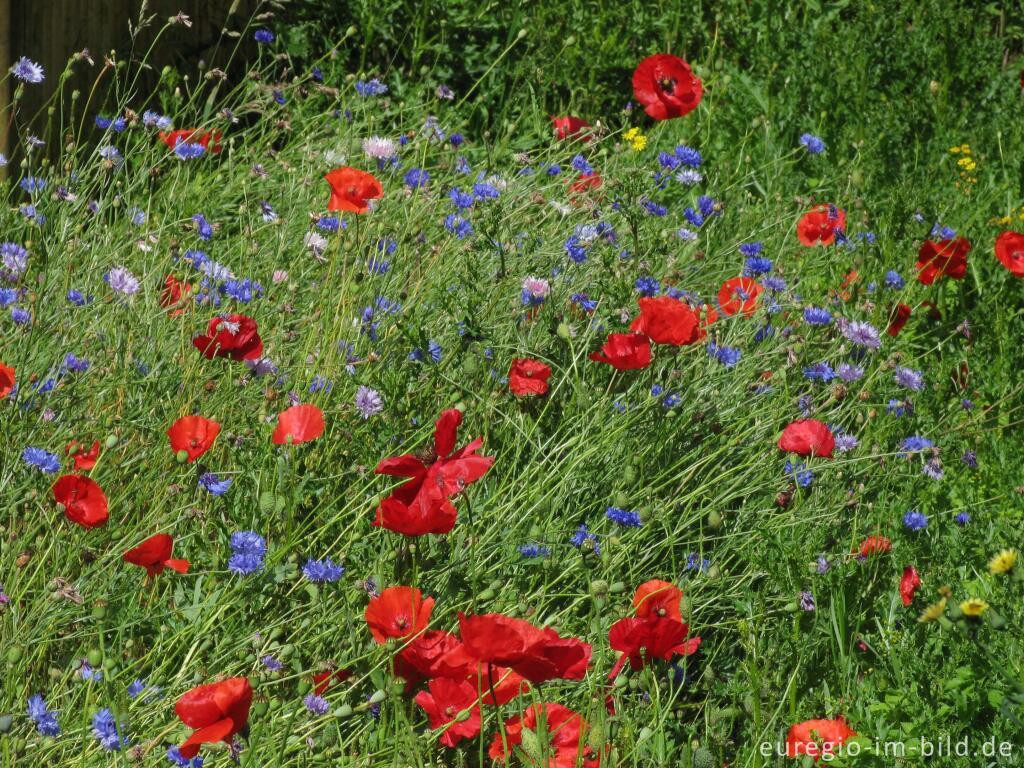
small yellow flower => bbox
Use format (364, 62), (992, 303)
(960, 597), (989, 617)
(623, 127), (647, 152)
(988, 548), (1018, 575)
(918, 597), (947, 622)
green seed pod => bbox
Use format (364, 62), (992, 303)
(590, 580), (609, 597)
(708, 510), (723, 529)
(175, 449), (190, 464)
(455, 708), (473, 722)
(251, 701), (268, 717)
(692, 746), (715, 768)
(334, 704), (353, 718)
(477, 588), (495, 601)
(0, 715), (13, 733)
(259, 491), (276, 515)
(103, 435), (118, 449)
(6, 647), (23, 664)
(297, 680), (311, 696)
(556, 322), (572, 340)
(608, 581), (626, 594)
(368, 689), (386, 705)
(87, 649), (103, 667)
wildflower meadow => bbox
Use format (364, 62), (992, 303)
(2, 2), (1024, 766)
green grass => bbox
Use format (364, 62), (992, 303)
(1, 3), (1024, 767)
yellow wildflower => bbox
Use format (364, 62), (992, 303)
(918, 597), (947, 623)
(623, 127), (647, 152)
(960, 598), (989, 617)
(988, 548), (1017, 575)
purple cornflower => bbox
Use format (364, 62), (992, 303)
(104, 266), (140, 296)
(304, 695), (330, 715)
(799, 591), (816, 611)
(27, 694), (60, 736)
(354, 386), (383, 419)
(894, 366), (924, 391)
(799, 134), (826, 154)
(92, 709), (126, 750)
(839, 319), (881, 349)
(198, 473), (232, 496)
(803, 307), (832, 325)
(10, 56), (44, 83)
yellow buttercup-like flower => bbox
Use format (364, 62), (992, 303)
(623, 127), (647, 152)
(960, 598), (989, 617)
(918, 597), (947, 623)
(988, 548), (1018, 575)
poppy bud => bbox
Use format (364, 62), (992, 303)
(6, 646), (23, 664)
(556, 322), (572, 339)
(613, 673), (628, 688)
(516, 28), (528, 39)
(345, 25), (357, 37)
(368, 690), (387, 705)
(334, 704), (353, 718)
(251, 701), (268, 717)
(477, 588), (495, 601)
(87, 649), (103, 666)
(564, 35), (576, 46)
(454, 708), (473, 722)
(0, 715), (13, 733)
(708, 510), (723, 529)
(175, 449), (189, 463)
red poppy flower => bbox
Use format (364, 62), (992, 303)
(458, 613), (591, 683)
(569, 172), (602, 195)
(414, 678), (482, 747)
(551, 115), (591, 141)
(0, 361), (14, 399)
(778, 419), (835, 458)
(167, 415), (221, 462)
(916, 237), (970, 285)
(589, 332), (651, 370)
(312, 669), (353, 696)
(508, 358), (552, 396)
(175, 677), (252, 760)
(159, 129), (223, 154)
(995, 231), (1024, 277)
(608, 616), (700, 675)
(786, 717), (857, 759)
(717, 276), (762, 317)
(797, 205), (846, 246)
(325, 167), (383, 213)
(365, 586), (435, 644)
(272, 404), (325, 445)
(193, 314), (263, 361)
(123, 534), (190, 578)
(629, 296), (700, 345)
(373, 409), (494, 537)
(161, 274), (192, 317)
(395, 630), (468, 687)
(900, 565), (921, 606)
(857, 535), (891, 557)
(886, 303), (912, 337)
(490, 703), (603, 767)
(632, 579), (683, 621)
(66, 440), (101, 471)
(52, 474), (108, 528)
(632, 54), (703, 120)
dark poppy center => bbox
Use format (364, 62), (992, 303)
(444, 706), (457, 718)
(394, 614), (410, 631)
(658, 77), (676, 94)
(656, 607), (667, 616)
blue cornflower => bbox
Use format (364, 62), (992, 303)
(198, 473), (232, 496)
(354, 78), (388, 97)
(635, 276), (660, 296)
(816, 556), (831, 574)
(404, 167), (430, 188)
(316, 216), (342, 233)
(707, 343), (741, 368)
(606, 507), (642, 527)
(899, 435), (934, 454)
(762, 275), (787, 293)
(799, 133), (826, 154)
(448, 188), (475, 209)
(518, 544), (550, 559)
(903, 510), (928, 531)
(803, 307), (832, 325)
(444, 214), (473, 240)
(570, 524), (600, 555)
(19, 176), (45, 193)
(642, 200), (668, 216)
(302, 558), (345, 583)
(884, 270), (905, 289)
(174, 142), (205, 160)
(686, 553), (710, 573)
(63, 353), (89, 372)
(744, 256), (773, 276)
(254, 29), (275, 43)
(887, 398), (912, 417)
(228, 531), (266, 575)
(192, 213), (214, 240)
(571, 293), (597, 312)
(67, 289), (90, 305)
(784, 461), (814, 488)
(955, 512), (971, 526)
(28, 694), (60, 736)
(10, 57), (44, 84)
(261, 655), (283, 672)
(739, 242), (763, 258)
(23, 447), (60, 474)
(127, 679), (147, 698)
(92, 709), (126, 751)
(222, 278), (263, 303)
(674, 145), (702, 167)
(835, 434), (859, 453)
(167, 745), (204, 767)
(961, 450), (978, 468)
(570, 154), (593, 175)
(803, 362), (835, 383)
(0, 288), (19, 307)
(894, 367), (924, 391)
(304, 694), (330, 715)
